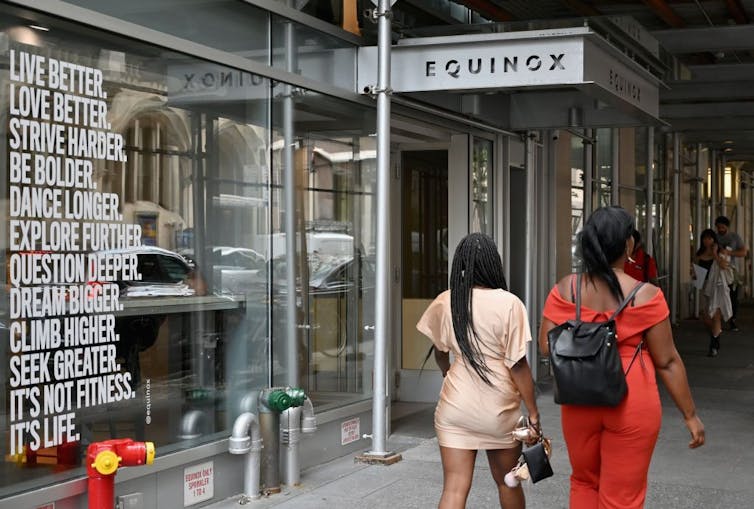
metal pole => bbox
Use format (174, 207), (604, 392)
(750, 177), (754, 298)
(710, 150), (718, 222)
(547, 133), (557, 286)
(646, 127), (655, 255)
(694, 144), (703, 318)
(500, 136), (511, 282)
(721, 153), (728, 218)
(584, 129), (593, 217)
(283, 17), (299, 388)
(695, 144), (703, 247)
(524, 133), (537, 342)
(672, 134), (681, 324)
(612, 128), (620, 205)
(369, 0), (393, 457)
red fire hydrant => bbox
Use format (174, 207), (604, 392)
(86, 439), (155, 509)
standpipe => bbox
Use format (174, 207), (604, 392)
(258, 387), (306, 494)
(86, 439), (155, 509)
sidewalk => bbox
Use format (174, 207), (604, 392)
(211, 303), (754, 508)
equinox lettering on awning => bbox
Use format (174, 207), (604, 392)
(609, 69), (641, 101)
(425, 54), (566, 78)
(358, 28), (661, 121)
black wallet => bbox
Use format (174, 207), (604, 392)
(521, 442), (554, 483)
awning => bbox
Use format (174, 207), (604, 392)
(358, 27), (664, 128)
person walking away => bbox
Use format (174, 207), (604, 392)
(694, 229), (733, 357)
(539, 206), (705, 509)
(417, 233), (539, 509)
(714, 216), (748, 331)
(624, 229), (658, 283)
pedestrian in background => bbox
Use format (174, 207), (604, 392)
(539, 206), (704, 509)
(694, 228), (732, 357)
(624, 229), (658, 283)
(714, 216), (748, 331)
(417, 233), (539, 509)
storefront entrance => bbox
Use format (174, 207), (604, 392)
(398, 149), (449, 400)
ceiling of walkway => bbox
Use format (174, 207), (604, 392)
(400, 0), (754, 163)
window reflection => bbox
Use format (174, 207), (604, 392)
(270, 93), (377, 409)
(596, 127), (613, 207)
(0, 7), (270, 496)
(471, 137), (493, 234)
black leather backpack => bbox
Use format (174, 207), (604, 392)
(547, 273), (645, 407)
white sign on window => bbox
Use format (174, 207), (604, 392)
(5, 48), (139, 460)
(341, 417), (360, 445)
(183, 461), (214, 506)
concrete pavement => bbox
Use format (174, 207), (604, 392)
(209, 303), (754, 508)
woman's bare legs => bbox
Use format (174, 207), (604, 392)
(711, 308), (722, 337)
(486, 445), (525, 509)
(701, 308), (721, 336)
(702, 308), (723, 356)
(438, 446), (477, 509)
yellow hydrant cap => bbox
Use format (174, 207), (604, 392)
(145, 442), (155, 465)
(92, 450), (120, 475)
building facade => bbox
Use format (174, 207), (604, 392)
(1, 1), (753, 508)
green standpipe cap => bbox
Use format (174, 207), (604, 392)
(267, 391), (293, 412)
(286, 388), (306, 407)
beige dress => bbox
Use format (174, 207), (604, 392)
(416, 288), (531, 450)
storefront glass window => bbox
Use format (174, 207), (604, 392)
(471, 137), (492, 235)
(570, 134), (585, 270)
(63, 0), (270, 62)
(633, 127), (648, 237)
(596, 127), (613, 207)
(271, 14), (357, 91)
(0, 6), (271, 496)
(270, 89), (376, 411)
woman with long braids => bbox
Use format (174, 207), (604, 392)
(417, 233), (539, 509)
(539, 206), (704, 509)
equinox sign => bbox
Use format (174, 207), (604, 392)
(425, 54), (566, 78)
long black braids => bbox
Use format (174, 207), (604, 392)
(449, 233), (508, 385)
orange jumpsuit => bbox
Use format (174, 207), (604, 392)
(543, 286), (670, 509)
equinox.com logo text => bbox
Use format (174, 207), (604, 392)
(145, 378), (151, 425)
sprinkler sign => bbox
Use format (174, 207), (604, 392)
(183, 461), (214, 506)
(341, 417), (360, 445)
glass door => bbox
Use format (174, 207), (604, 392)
(400, 151), (448, 381)
(270, 93), (378, 412)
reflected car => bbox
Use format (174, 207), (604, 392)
(271, 251), (375, 392)
(271, 252), (374, 295)
(178, 246), (266, 295)
(210, 246), (265, 294)
(101, 246), (199, 298)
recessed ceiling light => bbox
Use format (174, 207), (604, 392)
(723, 140), (734, 145)
(29, 24), (49, 31)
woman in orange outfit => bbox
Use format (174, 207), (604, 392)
(539, 207), (705, 509)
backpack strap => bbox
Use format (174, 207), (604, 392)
(624, 341), (644, 376)
(608, 281), (645, 321)
(574, 273), (582, 321)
